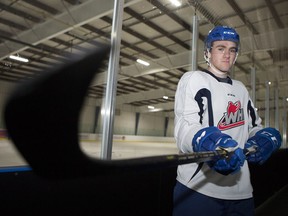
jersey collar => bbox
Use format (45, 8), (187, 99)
(203, 69), (233, 85)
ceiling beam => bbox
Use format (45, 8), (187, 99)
(0, 0), (142, 60)
(265, 0), (285, 29)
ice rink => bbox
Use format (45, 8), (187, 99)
(0, 138), (179, 167)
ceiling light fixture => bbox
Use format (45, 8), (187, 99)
(9, 55), (29, 63)
(163, 96), (169, 100)
(136, 59), (150, 66)
(148, 108), (163, 112)
(170, 0), (181, 7)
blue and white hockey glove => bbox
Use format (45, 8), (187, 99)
(245, 127), (282, 165)
(192, 126), (245, 175)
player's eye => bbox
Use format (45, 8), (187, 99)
(230, 48), (237, 53)
(217, 47), (224, 52)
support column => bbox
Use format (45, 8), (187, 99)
(93, 106), (100, 133)
(283, 98), (287, 148)
(101, 0), (124, 159)
(274, 86), (279, 130)
(250, 67), (256, 104)
(191, 15), (198, 71)
(265, 81), (270, 127)
(135, 112), (140, 136)
(164, 117), (169, 137)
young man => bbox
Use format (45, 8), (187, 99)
(173, 26), (282, 216)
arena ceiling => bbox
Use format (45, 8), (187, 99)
(0, 0), (287, 115)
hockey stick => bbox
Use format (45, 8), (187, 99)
(3, 45), (254, 178)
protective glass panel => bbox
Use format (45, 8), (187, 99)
(0, 0), (287, 169)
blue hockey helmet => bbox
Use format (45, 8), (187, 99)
(204, 26), (240, 51)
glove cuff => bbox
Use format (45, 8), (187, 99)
(192, 126), (220, 152)
(192, 126), (236, 152)
(256, 127), (282, 151)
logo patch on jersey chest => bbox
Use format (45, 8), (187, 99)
(217, 101), (245, 130)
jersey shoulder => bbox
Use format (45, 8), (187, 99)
(179, 70), (211, 84)
(231, 78), (250, 98)
(177, 71), (210, 92)
(231, 79), (248, 90)
(231, 78), (245, 87)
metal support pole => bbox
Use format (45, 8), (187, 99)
(93, 106), (100, 133)
(164, 117), (169, 137)
(265, 81), (270, 127)
(250, 67), (256, 104)
(274, 86), (279, 130)
(231, 66), (235, 79)
(191, 15), (198, 71)
(101, 0), (124, 159)
(283, 98), (287, 148)
(135, 112), (140, 135)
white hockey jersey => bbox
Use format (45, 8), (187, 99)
(174, 70), (263, 200)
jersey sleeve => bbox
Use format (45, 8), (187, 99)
(174, 72), (206, 153)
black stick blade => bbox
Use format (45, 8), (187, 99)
(4, 45), (111, 178)
(3, 44), (222, 179)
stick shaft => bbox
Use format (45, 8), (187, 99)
(106, 150), (227, 170)
(3, 46), (258, 178)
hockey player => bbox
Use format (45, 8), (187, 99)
(173, 26), (282, 216)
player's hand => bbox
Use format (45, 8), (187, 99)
(192, 127), (245, 175)
(245, 127), (282, 165)
(209, 148), (245, 175)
